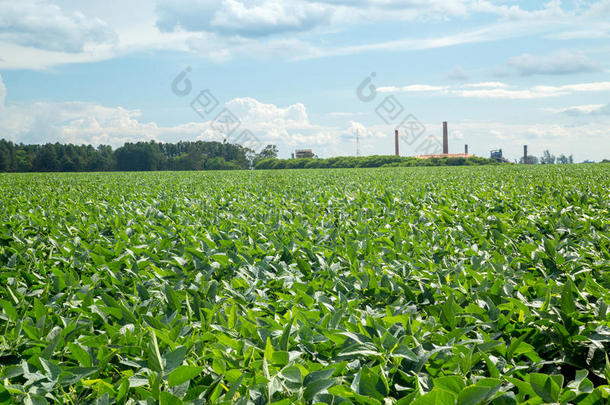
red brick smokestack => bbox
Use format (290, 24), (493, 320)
(443, 122), (448, 154)
(395, 130), (399, 156)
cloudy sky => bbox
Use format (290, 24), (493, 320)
(0, 0), (609, 161)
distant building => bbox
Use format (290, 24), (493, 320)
(490, 149), (509, 163)
(295, 149), (314, 159)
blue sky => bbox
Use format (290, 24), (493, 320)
(0, 0), (609, 161)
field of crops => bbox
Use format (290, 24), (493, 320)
(0, 165), (609, 404)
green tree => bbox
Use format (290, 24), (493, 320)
(519, 155), (539, 164)
(251, 145), (278, 167)
(540, 150), (556, 164)
(0, 139), (13, 171)
(33, 144), (60, 172)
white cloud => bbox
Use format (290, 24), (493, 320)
(0, 99), (164, 146)
(155, 0), (475, 40)
(454, 120), (605, 142)
(0, 0), (117, 53)
(327, 112), (366, 117)
(455, 88), (561, 99)
(213, 0), (329, 36)
(0, 75), (349, 152)
(341, 120), (386, 140)
(0, 0), (195, 69)
(157, 0), (331, 37)
(378, 84), (448, 93)
(222, 97), (322, 143)
(0, 73), (196, 145)
(379, 80), (610, 99)
(0, 41), (118, 70)
(558, 82), (610, 92)
(584, 0), (610, 16)
(150, 0), (610, 63)
(185, 35), (321, 63)
(548, 25), (610, 40)
(289, 18), (559, 60)
(462, 82), (508, 88)
(1, 1), (609, 68)
(471, 0), (567, 21)
(452, 129), (465, 140)
(544, 103), (610, 116)
(506, 50), (601, 76)
(154, 0), (585, 41)
(210, 97), (381, 152)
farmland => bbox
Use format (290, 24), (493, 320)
(0, 165), (609, 404)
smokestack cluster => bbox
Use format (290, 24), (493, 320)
(395, 130), (399, 156)
(443, 122), (448, 154)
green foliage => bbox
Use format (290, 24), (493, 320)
(540, 150), (556, 165)
(251, 145), (279, 167)
(0, 164), (609, 404)
(254, 155), (499, 170)
(0, 139), (263, 172)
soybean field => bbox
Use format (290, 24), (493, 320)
(0, 165), (609, 404)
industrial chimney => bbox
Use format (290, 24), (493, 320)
(395, 130), (399, 156)
(465, 144), (468, 155)
(443, 122), (448, 154)
(523, 145), (528, 164)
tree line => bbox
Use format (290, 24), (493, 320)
(254, 155), (499, 170)
(0, 140), (278, 172)
(1, 139), (603, 172)
(519, 150), (575, 164)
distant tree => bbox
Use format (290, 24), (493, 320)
(568, 155), (574, 164)
(114, 141), (166, 171)
(260, 145), (278, 159)
(205, 156), (240, 170)
(169, 150), (206, 170)
(0, 139), (13, 171)
(582, 160), (595, 164)
(60, 154), (76, 171)
(33, 144), (60, 172)
(254, 155), (499, 170)
(248, 145), (278, 168)
(540, 150), (556, 164)
(557, 154), (569, 164)
(0, 139), (506, 172)
(519, 155), (539, 164)
(15, 149), (33, 172)
(96, 145), (115, 171)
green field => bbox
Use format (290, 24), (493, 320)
(1, 165), (609, 404)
